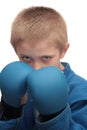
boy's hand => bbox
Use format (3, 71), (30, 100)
(0, 61), (34, 120)
(27, 66), (68, 121)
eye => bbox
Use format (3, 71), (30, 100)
(42, 56), (51, 61)
(22, 56), (32, 61)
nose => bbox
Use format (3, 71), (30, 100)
(32, 62), (43, 70)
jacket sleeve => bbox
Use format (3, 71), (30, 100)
(36, 102), (87, 130)
(0, 118), (21, 130)
(0, 101), (21, 130)
(35, 69), (87, 130)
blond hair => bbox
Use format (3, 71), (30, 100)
(10, 6), (68, 51)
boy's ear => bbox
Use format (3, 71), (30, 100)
(60, 42), (70, 58)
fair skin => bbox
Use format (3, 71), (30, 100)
(16, 40), (69, 70)
(15, 39), (69, 105)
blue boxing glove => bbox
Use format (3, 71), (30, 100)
(0, 61), (34, 120)
(27, 66), (68, 121)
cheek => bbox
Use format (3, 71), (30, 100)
(49, 57), (61, 68)
(47, 59), (59, 66)
(53, 56), (60, 64)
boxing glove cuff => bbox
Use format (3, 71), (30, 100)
(38, 107), (65, 122)
(1, 98), (23, 120)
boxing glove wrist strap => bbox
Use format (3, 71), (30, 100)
(1, 98), (23, 120)
(38, 107), (65, 122)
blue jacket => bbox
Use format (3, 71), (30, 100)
(0, 62), (87, 130)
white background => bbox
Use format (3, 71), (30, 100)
(0, 0), (87, 80)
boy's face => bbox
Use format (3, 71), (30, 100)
(16, 40), (68, 70)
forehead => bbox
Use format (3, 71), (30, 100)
(16, 39), (59, 56)
(16, 39), (57, 50)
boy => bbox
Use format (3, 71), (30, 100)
(0, 6), (87, 130)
